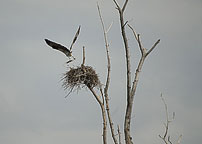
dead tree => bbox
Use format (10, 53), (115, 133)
(43, 0), (185, 143)
(62, 0), (160, 143)
(62, 0), (162, 144)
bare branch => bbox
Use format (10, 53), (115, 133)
(100, 87), (105, 104)
(159, 94), (170, 142)
(137, 34), (145, 55)
(145, 39), (160, 57)
(112, 0), (129, 12)
(117, 125), (122, 144)
(122, 0), (129, 12)
(97, 3), (111, 95)
(128, 23), (160, 58)
(127, 24), (138, 41)
(97, 3), (118, 144)
(82, 46), (85, 66)
(112, 1), (133, 144)
(112, 0), (120, 9)
(88, 87), (107, 144)
(131, 55), (145, 92)
(106, 21), (113, 33)
(128, 23), (160, 109)
(123, 21), (128, 28)
(159, 94), (182, 144)
(161, 94), (169, 124)
(97, 3), (106, 33)
(105, 97), (118, 144)
(168, 136), (173, 144)
(113, 1), (131, 100)
(88, 87), (103, 105)
(128, 24), (145, 55)
(159, 135), (168, 144)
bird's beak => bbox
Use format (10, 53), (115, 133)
(72, 56), (76, 60)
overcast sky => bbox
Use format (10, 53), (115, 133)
(0, 0), (202, 144)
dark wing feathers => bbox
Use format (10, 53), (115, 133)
(69, 25), (81, 51)
(45, 39), (70, 55)
(45, 25), (81, 57)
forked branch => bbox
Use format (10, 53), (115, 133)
(112, 0), (129, 12)
(122, 0), (129, 12)
(128, 24), (160, 97)
(128, 24), (160, 57)
(159, 94), (182, 144)
(111, 2), (160, 142)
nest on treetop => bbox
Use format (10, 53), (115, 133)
(62, 65), (101, 93)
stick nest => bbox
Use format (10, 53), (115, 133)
(62, 65), (101, 92)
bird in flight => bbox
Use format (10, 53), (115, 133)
(45, 26), (81, 60)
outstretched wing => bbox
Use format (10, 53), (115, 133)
(45, 39), (71, 56)
(69, 26), (81, 51)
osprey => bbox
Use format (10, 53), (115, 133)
(45, 26), (80, 59)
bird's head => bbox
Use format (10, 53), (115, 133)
(66, 51), (72, 57)
(66, 51), (75, 60)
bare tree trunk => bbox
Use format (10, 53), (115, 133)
(112, 1), (160, 144)
(112, 1), (132, 143)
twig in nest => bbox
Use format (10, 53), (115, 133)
(64, 87), (74, 98)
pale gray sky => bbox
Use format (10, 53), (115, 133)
(0, 0), (202, 144)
